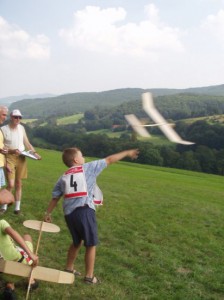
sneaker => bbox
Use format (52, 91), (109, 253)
(14, 210), (20, 215)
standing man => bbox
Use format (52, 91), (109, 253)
(0, 106), (14, 207)
(0, 109), (41, 215)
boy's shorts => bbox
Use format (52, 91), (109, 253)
(6, 154), (27, 180)
(65, 206), (98, 247)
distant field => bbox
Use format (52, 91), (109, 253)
(87, 129), (171, 145)
(2, 148), (224, 299)
(21, 113), (84, 126)
(21, 118), (38, 124)
(183, 114), (224, 125)
(57, 113), (84, 125)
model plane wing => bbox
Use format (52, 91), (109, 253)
(142, 92), (194, 145)
(23, 220), (60, 233)
(125, 114), (151, 137)
(0, 260), (74, 284)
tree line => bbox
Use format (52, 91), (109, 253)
(26, 119), (224, 176)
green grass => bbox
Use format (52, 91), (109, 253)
(57, 114), (84, 125)
(1, 148), (224, 299)
(87, 129), (171, 145)
(183, 114), (224, 125)
(21, 119), (38, 124)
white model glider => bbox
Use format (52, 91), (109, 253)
(125, 92), (194, 145)
(125, 114), (151, 138)
(0, 220), (74, 300)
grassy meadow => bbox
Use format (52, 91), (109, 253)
(1, 148), (224, 300)
(57, 114), (84, 125)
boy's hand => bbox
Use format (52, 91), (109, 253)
(44, 212), (52, 223)
(30, 254), (39, 267)
(128, 149), (139, 160)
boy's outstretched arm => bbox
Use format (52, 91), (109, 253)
(5, 226), (39, 267)
(105, 149), (139, 165)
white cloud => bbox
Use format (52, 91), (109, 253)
(0, 16), (50, 60)
(59, 4), (185, 59)
(201, 9), (224, 45)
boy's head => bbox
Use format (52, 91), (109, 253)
(62, 148), (85, 167)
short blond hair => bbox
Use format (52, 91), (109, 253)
(62, 147), (80, 167)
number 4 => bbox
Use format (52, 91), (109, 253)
(70, 175), (78, 191)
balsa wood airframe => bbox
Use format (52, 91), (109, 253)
(0, 220), (74, 300)
(0, 260), (74, 284)
(23, 220), (60, 233)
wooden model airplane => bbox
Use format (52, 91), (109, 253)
(125, 92), (194, 145)
(0, 220), (74, 300)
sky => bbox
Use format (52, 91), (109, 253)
(1, 0), (224, 98)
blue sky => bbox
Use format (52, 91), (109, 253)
(1, 0), (224, 98)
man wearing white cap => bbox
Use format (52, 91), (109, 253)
(0, 109), (41, 215)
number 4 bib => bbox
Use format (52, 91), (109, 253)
(64, 166), (88, 199)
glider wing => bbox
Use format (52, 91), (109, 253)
(142, 92), (194, 145)
(0, 260), (74, 284)
(125, 114), (151, 137)
(23, 220), (60, 233)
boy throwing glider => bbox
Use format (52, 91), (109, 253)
(44, 147), (139, 284)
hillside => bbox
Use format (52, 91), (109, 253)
(0, 94), (55, 106)
(2, 148), (224, 300)
(8, 84), (224, 119)
(9, 89), (145, 118)
(80, 93), (224, 125)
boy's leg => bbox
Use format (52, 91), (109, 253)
(65, 242), (82, 271)
(85, 245), (96, 278)
(23, 234), (32, 243)
(21, 234), (38, 288)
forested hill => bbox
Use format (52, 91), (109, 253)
(10, 89), (144, 118)
(9, 84), (224, 119)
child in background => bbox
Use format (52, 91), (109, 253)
(0, 219), (39, 298)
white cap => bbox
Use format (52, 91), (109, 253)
(11, 109), (22, 117)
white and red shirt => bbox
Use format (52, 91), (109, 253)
(52, 159), (107, 215)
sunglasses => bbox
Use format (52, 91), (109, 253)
(13, 116), (22, 119)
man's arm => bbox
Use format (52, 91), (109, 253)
(4, 227), (39, 267)
(105, 149), (139, 165)
(23, 128), (41, 160)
